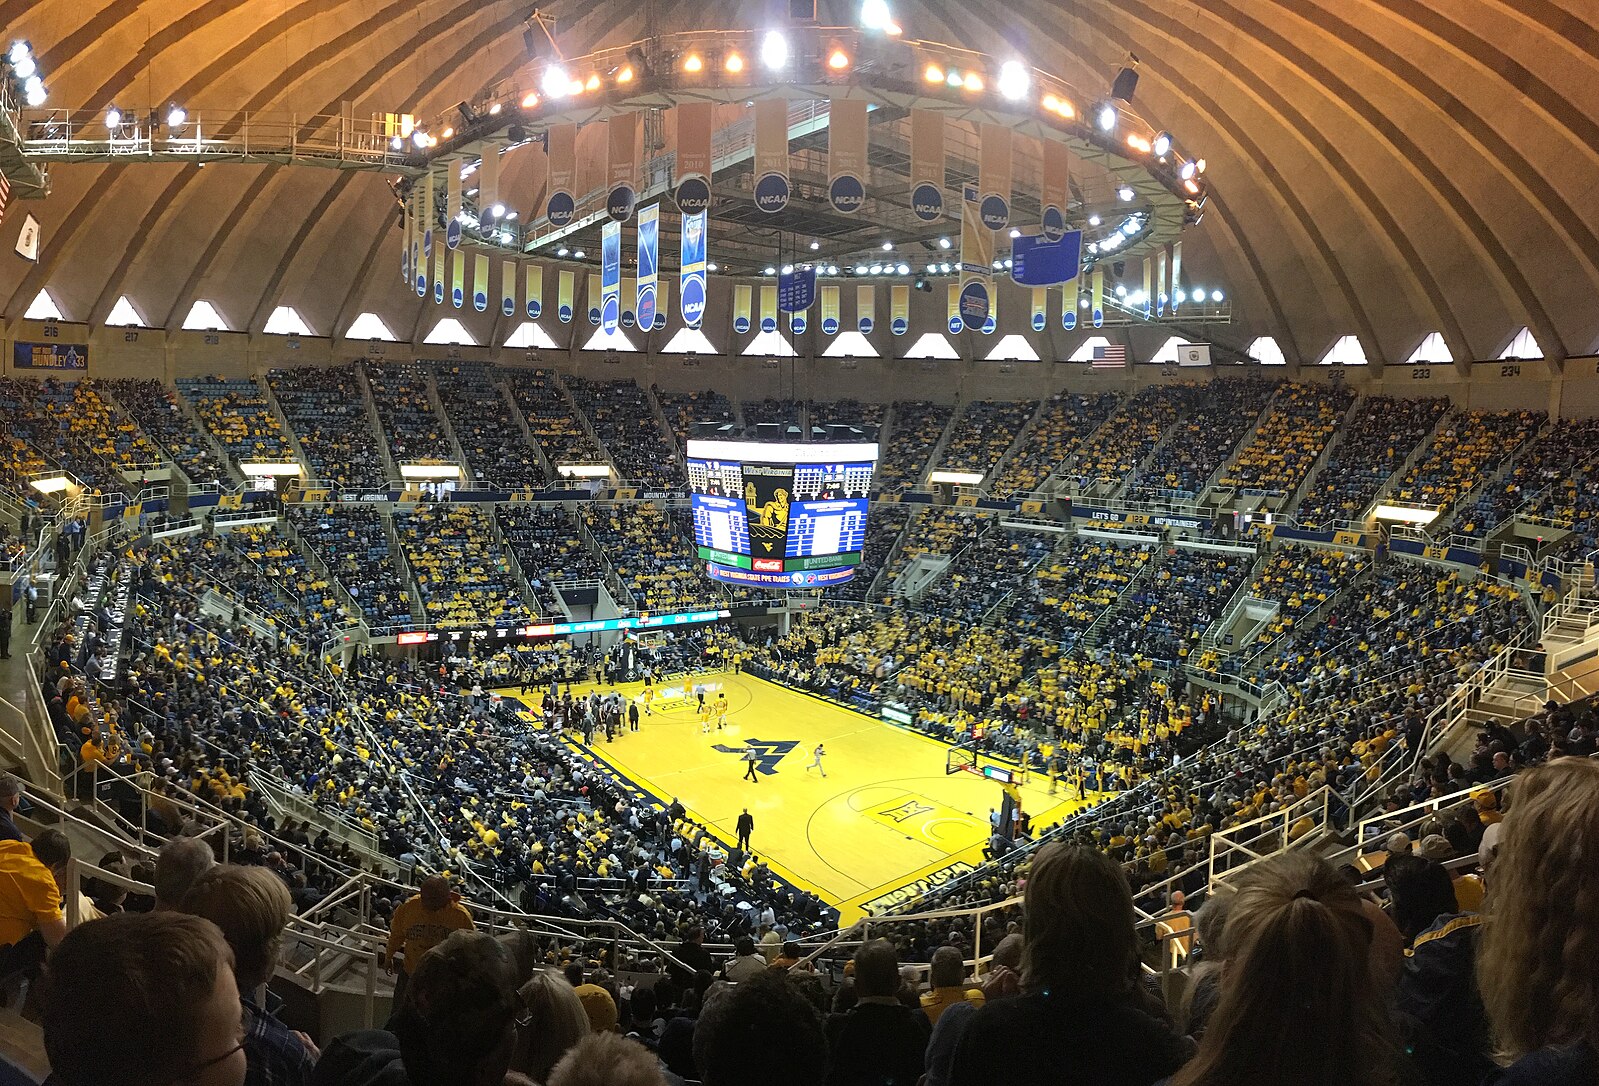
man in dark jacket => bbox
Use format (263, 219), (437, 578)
(825, 939), (930, 1086)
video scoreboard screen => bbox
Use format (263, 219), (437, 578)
(685, 440), (878, 588)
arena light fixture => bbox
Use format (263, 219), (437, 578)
(6, 40), (28, 66)
(763, 265), (776, 275)
(10, 50), (34, 80)
(1127, 133), (1151, 153)
(490, 202), (506, 217)
(615, 65), (634, 83)
(1008, 228), (1021, 239)
(997, 60), (1029, 100)
(1087, 213), (1101, 226)
(104, 104), (122, 128)
(521, 91), (539, 108)
(556, 247), (569, 256)
(682, 53), (703, 73)
(1179, 160), (1197, 181)
(946, 69), (963, 88)
(725, 52), (744, 73)
(22, 76), (45, 106)
(707, 262), (718, 271)
(896, 262), (909, 274)
(411, 126), (430, 148)
(440, 126), (454, 139)
(1152, 132), (1172, 157)
(1096, 101), (1117, 131)
(542, 65), (570, 97)
(881, 240), (893, 250)
(1211, 289), (1224, 302)
(761, 31), (788, 69)
(166, 103), (188, 129)
(29, 474), (70, 495)
(573, 249), (585, 258)
(924, 63), (944, 84)
(860, 0), (892, 30)
(488, 101), (503, 114)
(584, 73), (601, 91)
(1184, 178), (1201, 195)
(781, 263), (794, 274)
(1118, 185), (1135, 201)
(809, 239), (820, 250)
(962, 72), (983, 92)
(1372, 503), (1439, 525)
(828, 49), (850, 70)
(938, 237), (951, 248)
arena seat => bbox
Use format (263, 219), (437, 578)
(102, 378), (227, 484)
(1295, 395), (1450, 528)
(990, 390), (1120, 498)
(176, 376), (296, 474)
(564, 378), (678, 490)
(364, 361), (457, 467)
(270, 365), (388, 488)
(433, 361), (545, 488)
(877, 401), (955, 490)
(504, 369), (607, 469)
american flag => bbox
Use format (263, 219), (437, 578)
(1091, 342), (1127, 368)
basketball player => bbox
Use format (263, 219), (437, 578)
(642, 686), (655, 716)
(806, 743), (826, 778)
(715, 693), (729, 729)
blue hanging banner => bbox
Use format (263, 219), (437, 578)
(637, 204), (659, 333)
(601, 221), (622, 333)
(778, 266), (817, 313)
(680, 211), (708, 329)
(1010, 230), (1083, 287)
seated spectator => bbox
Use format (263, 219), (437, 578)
(1167, 853), (1403, 1086)
(721, 937), (767, 983)
(313, 931), (523, 1086)
(513, 969), (590, 1082)
(826, 939), (930, 1086)
(156, 836), (219, 911)
(1381, 854), (1459, 947)
(546, 1032), (664, 1086)
(951, 845), (1187, 1086)
(0, 827), (70, 990)
(384, 876), (476, 1009)
(1178, 887), (1235, 1041)
(920, 946), (984, 1025)
(182, 865), (317, 1086)
(0, 773), (25, 842)
(693, 971), (828, 1086)
(574, 978), (619, 1034)
(42, 911), (248, 1086)
(1476, 757), (1599, 1085)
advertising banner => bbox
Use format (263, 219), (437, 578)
(13, 343), (87, 370)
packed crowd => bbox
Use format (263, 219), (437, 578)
(394, 506), (530, 627)
(505, 370), (607, 469)
(582, 504), (720, 613)
(1134, 379), (1276, 497)
(913, 520), (1056, 623)
(877, 401), (955, 490)
(1100, 546), (1253, 665)
(655, 388), (735, 452)
(829, 504), (909, 604)
(289, 505), (416, 627)
(497, 505), (609, 593)
(565, 378), (678, 490)
(1240, 545), (1371, 649)
(990, 390), (1121, 497)
(1390, 409), (1544, 514)
(434, 362), (547, 487)
(1295, 394), (1451, 527)
(1219, 382), (1356, 495)
(1071, 384), (1192, 488)
(102, 377), (228, 483)
(176, 376), (297, 473)
(269, 365), (388, 488)
(364, 362), (456, 465)
(1010, 538), (1155, 646)
(1455, 414), (1599, 538)
(937, 399), (1038, 479)
(2, 379), (163, 496)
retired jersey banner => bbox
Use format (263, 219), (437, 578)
(451, 248), (466, 309)
(587, 273), (602, 325)
(637, 202), (659, 332)
(733, 283), (752, 334)
(778, 266), (816, 313)
(890, 285), (910, 335)
(525, 264), (543, 319)
(680, 210), (708, 328)
(1156, 248), (1169, 316)
(606, 113), (638, 222)
(1031, 287), (1048, 332)
(546, 123), (576, 226)
(753, 98), (790, 214)
(472, 254), (490, 312)
(1170, 240), (1183, 313)
(759, 285), (778, 333)
(948, 283), (963, 334)
(827, 98), (868, 215)
(446, 166), (463, 249)
(910, 109), (945, 222)
(1041, 140), (1070, 242)
(653, 279), (669, 330)
(821, 285), (840, 335)
(557, 269), (574, 323)
(601, 220), (622, 332)
(977, 122), (1012, 231)
(501, 259), (517, 316)
(621, 277), (637, 329)
(674, 102), (714, 213)
(1091, 265), (1104, 329)
(856, 285), (875, 334)
(432, 232), (445, 304)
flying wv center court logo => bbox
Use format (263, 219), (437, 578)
(713, 740), (796, 776)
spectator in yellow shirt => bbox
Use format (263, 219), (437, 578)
(0, 827), (72, 993)
(920, 945), (986, 1025)
(384, 875), (475, 1008)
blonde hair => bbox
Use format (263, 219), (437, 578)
(1477, 757), (1599, 1059)
(180, 864), (292, 991)
(1170, 852), (1396, 1086)
(513, 968), (591, 1081)
(547, 1032), (665, 1086)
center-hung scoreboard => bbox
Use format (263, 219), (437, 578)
(685, 440), (878, 589)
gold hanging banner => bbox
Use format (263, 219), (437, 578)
(525, 264), (543, 320)
(820, 286), (840, 335)
(759, 284), (778, 333)
(732, 283), (753, 334)
(501, 259), (517, 317)
(909, 109), (945, 223)
(890, 284), (910, 335)
(557, 269), (574, 323)
(856, 285), (875, 334)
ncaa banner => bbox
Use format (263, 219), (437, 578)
(1156, 248), (1169, 316)
(501, 259), (517, 317)
(679, 210), (708, 328)
(947, 283), (962, 334)
(472, 254), (489, 313)
(601, 220), (622, 332)
(778, 266), (816, 312)
(480, 143), (501, 218)
(856, 285), (875, 334)
(982, 289), (997, 334)
(401, 210), (410, 285)
(890, 285), (910, 335)
(1170, 240), (1183, 312)
(791, 305), (807, 335)
(1141, 258), (1152, 318)
(409, 192), (422, 294)
(733, 284), (753, 334)
(820, 285), (840, 335)
(422, 170), (436, 267)
(1091, 265), (1104, 329)
(653, 280), (669, 330)
(759, 285), (778, 333)
(959, 186), (992, 331)
(587, 273), (602, 325)
(432, 231), (445, 304)
(451, 248), (466, 309)
(446, 166), (462, 249)
(606, 114), (638, 222)
(674, 102), (714, 214)
(546, 123), (577, 226)
(1041, 140), (1070, 242)
(977, 122), (1012, 231)
(637, 202), (659, 332)
(827, 98), (868, 214)
(621, 278), (637, 328)
(910, 109), (945, 222)
(752, 98), (790, 214)
(525, 264), (543, 320)
(1062, 281), (1078, 330)
(557, 269), (575, 323)
(1031, 287), (1048, 332)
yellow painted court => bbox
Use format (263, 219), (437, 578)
(505, 671), (1101, 922)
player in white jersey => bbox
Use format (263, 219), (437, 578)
(806, 743), (827, 778)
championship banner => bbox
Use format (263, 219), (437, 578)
(480, 143), (501, 218)
(977, 122), (1012, 231)
(910, 109), (945, 222)
(525, 264), (543, 319)
(1091, 265), (1104, 329)
(422, 170), (436, 266)
(791, 309), (807, 334)
(820, 285), (840, 335)
(587, 273), (602, 325)
(1170, 240), (1183, 312)
(1031, 287), (1048, 332)
(752, 98), (790, 214)
(451, 248), (466, 309)
(401, 204), (410, 286)
(653, 279), (669, 330)
(621, 277), (637, 328)
(432, 232), (445, 304)
(947, 283), (962, 334)
(680, 210), (707, 328)
(546, 123), (577, 226)
(827, 97), (868, 214)
(637, 202), (659, 332)
(959, 185), (993, 331)
(1156, 248), (1169, 316)
(982, 289), (996, 334)
(674, 102), (714, 213)
(446, 166), (462, 250)
(890, 285), (910, 335)
(856, 285), (876, 334)
(759, 285), (778, 333)
(606, 113), (638, 222)
(1141, 258), (1152, 318)
(733, 284), (753, 334)
(1063, 279), (1078, 330)
(473, 254), (489, 313)
(409, 193), (422, 294)
(1041, 140), (1070, 241)
(601, 219), (621, 332)
(557, 269), (574, 323)
(501, 259), (517, 317)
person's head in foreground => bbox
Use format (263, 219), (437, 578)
(693, 970), (827, 1086)
(1170, 851), (1396, 1086)
(1021, 843), (1139, 1000)
(395, 930), (522, 1086)
(1476, 757), (1599, 1075)
(513, 967), (591, 1082)
(546, 1031), (664, 1086)
(181, 864), (293, 993)
(42, 911), (247, 1086)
